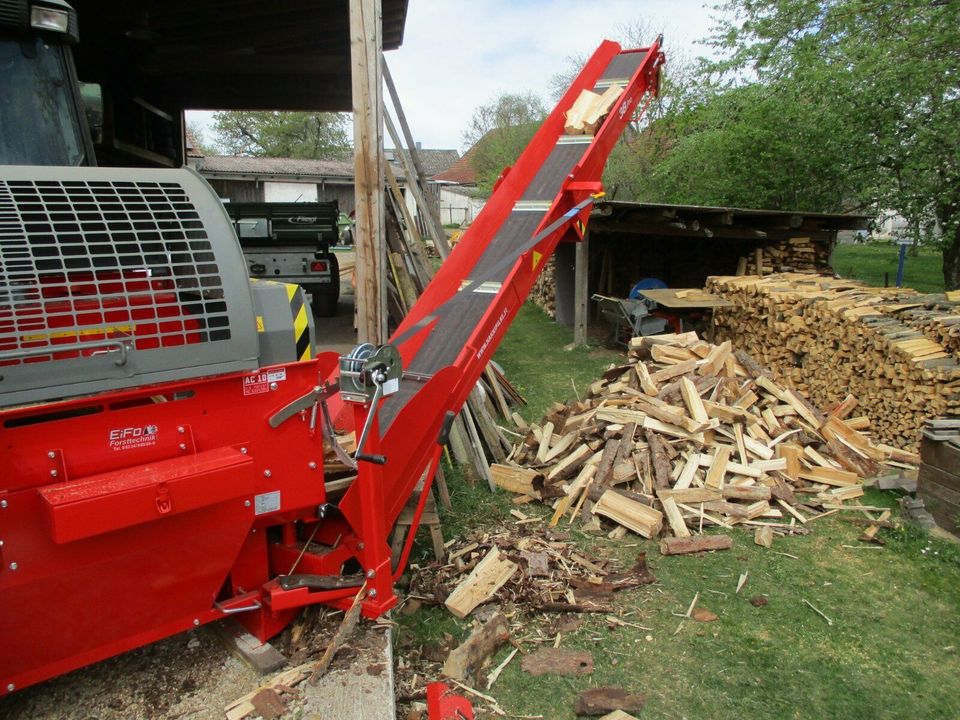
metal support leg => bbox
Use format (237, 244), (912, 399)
(352, 404), (397, 616)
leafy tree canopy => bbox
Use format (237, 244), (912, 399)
(463, 92), (547, 195)
(661, 0), (960, 285)
(210, 111), (351, 160)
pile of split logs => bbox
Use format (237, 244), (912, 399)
(735, 237), (831, 275)
(490, 331), (916, 549)
(707, 273), (960, 451)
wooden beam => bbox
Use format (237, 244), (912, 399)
(350, 0), (386, 343)
(383, 110), (451, 259)
(382, 55), (451, 258)
(574, 231), (589, 346)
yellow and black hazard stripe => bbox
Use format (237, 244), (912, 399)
(285, 283), (313, 361)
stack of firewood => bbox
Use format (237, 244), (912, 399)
(736, 238), (831, 275)
(530, 257), (556, 318)
(900, 303), (960, 358)
(706, 273), (960, 451)
(491, 332), (913, 547)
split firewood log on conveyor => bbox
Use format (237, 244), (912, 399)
(490, 332), (918, 548)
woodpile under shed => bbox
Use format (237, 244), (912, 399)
(706, 273), (960, 451)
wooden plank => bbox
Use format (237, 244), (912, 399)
(635, 363), (658, 395)
(490, 464), (541, 496)
(484, 365), (512, 420)
(705, 446), (732, 489)
(381, 56), (450, 258)
(657, 487), (722, 503)
(721, 485), (772, 502)
(777, 443), (803, 481)
(547, 444), (594, 481)
(650, 359), (699, 384)
(350, 0), (386, 343)
(445, 546), (518, 619)
(549, 463), (597, 527)
(642, 415), (706, 442)
(660, 496), (691, 538)
(592, 489), (663, 538)
(535, 421), (555, 463)
(660, 535), (732, 555)
(680, 376), (709, 423)
(673, 454), (699, 490)
(574, 232), (589, 345)
(798, 467), (860, 487)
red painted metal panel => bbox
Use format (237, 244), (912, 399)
(38, 447), (254, 543)
(0, 355), (339, 693)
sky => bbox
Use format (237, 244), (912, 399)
(188, 0), (717, 154)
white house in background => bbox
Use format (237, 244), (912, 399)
(873, 209), (942, 242)
(187, 134), (460, 230)
(431, 145), (486, 227)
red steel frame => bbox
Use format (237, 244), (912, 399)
(0, 39), (663, 695)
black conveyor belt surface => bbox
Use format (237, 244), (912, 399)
(380, 51), (642, 432)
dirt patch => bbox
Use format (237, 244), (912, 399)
(0, 608), (391, 720)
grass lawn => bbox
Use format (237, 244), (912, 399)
(832, 243), (944, 293)
(396, 303), (960, 720)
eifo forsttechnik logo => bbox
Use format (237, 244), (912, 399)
(109, 423), (160, 451)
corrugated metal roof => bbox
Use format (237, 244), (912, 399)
(196, 156), (356, 178)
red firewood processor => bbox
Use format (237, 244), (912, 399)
(0, 0), (663, 693)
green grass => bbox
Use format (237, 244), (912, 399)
(832, 243), (944, 293)
(396, 302), (960, 720)
(493, 303), (622, 422)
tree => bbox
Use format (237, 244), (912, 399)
(546, 19), (698, 202)
(696, 0), (960, 287)
(185, 119), (215, 156)
(463, 92), (547, 195)
(210, 111), (351, 160)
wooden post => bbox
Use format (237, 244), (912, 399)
(574, 231), (589, 346)
(350, 0), (386, 344)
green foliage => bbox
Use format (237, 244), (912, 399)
(463, 92), (547, 195)
(210, 111), (350, 159)
(680, 0), (959, 284)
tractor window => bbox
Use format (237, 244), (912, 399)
(0, 35), (86, 166)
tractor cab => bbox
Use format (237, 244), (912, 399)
(0, 0), (98, 167)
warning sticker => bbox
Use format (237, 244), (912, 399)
(242, 369), (287, 396)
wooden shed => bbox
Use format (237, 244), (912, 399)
(541, 200), (871, 340)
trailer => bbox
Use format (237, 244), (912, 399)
(226, 201), (343, 317)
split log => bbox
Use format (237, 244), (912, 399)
(659, 535), (732, 556)
(445, 546), (518, 618)
(442, 612), (510, 683)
